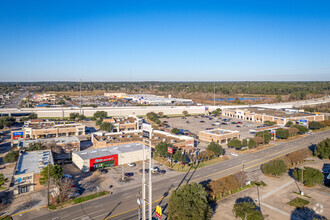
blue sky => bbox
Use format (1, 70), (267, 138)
(0, 0), (329, 81)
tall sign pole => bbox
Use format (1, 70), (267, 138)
(142, 123), (153, 220)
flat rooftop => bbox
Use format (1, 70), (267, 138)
(226, 107), (315, 118)
(201, 129), (239, 135)
(19, 136), (80, 148)
(15, 150), (54, 175)
(74, 142), (150, 160)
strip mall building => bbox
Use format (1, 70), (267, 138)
(72, 143), (150, 172)
(222, 107), (324, 126)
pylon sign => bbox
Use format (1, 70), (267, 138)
(156, 205), (162, 219)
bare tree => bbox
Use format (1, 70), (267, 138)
(52, 178), (75, 204)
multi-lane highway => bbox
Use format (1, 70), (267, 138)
(12, 129), (330, 220)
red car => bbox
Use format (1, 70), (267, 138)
(237, 122), (242, 124)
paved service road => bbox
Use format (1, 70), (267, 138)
(4, 91), (28, 108)
(13, 129), (330, 220)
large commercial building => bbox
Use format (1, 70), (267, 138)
(11, 119), (85, 146)
(72, 143), (150, 172)
(222, 107), (324, 126)
(198, 129), (240, 144)
(102, 115), (142, 132)
(91, 129), (194, 151)
(13, 150), (54, 195)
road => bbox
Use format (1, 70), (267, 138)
(4, 91), (28, 108)
(12, 129), (330, 220)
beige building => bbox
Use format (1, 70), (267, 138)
(91, 129), (194, 151)
(222, 107), (324, 126)
(102, 116), (142, 132)
(13, 150), (54, 195)
(72, 143), (150, 172)
(11, 119), (85, 146)
(198, 129), (240, 144)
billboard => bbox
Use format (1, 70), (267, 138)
(142, 123), (152, 139)
(167, 147), (173, 154)
(299, 119), (308, 127)
(13, 131), (23, 140)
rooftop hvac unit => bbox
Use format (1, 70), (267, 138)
(139, 136), (143, 138)
(119, 135), (123, 138)
(154, 136), (159, 139)
(127, 135), (132, 138)
(81, 152), (87, 155)
(171, 139), (176, 143)
(134, 133), (139, 135)
(163, 138), (166, 142)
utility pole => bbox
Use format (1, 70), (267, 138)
(47, 162), (50, 207)
(142, 123), (152, 220)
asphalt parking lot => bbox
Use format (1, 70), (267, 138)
(160, 115), (261, 141)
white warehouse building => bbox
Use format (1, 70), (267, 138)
(72, 143), (150, 172)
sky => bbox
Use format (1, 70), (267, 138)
(0, 0), (329, 82)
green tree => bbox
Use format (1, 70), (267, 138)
(276, 94), (282, 102)
(27, 142), (44, 151)
(173, 149), (187, 162)
(315, 138), (330, 159)
(155, 141), (171, 157)
(77, 114), (86, 121)
(261, 160), (287, 177)
(228, 139), (242, 149)
(182, 110), (188, 117)
(168, 183), (211, 220)
(171, 128), (180, 134)
(255, 131), (271, 144)
(157, 112), (164, 117)
(293, 167), (324, 187)
(285, 121), (293, 127)
(292, 125), (309, 134)
(248, 139), (257, 149)
(57, 99), (65, 105)
(0, 174), (8, 187)
(276, 128), (289, 139)
(233, 201), (263, 220)
(0, 116), (16, 127)
(3, 151), (19, 163)
(264, 121), (276, 126)
(96, 119), (103, 126)
(206, 141), (223, 156)
(308, 121), (324, 130)
(99, 122), (113, 132)
(242, 139), (248, 147)
(69, 113), (79, 120)
(39, 164), (63, 185)
(28, 113), (38, 119)
(146, 112), (160, 124)
(93, 111), (108, 119)
(211, 108), (221, 116)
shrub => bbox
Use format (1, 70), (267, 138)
(93, 111), (107, 119)
(285, 121), (293, 127)
(233, 201), (264, 220)
(255, 131), (271, 144)
(308, 121), (324, 130)
(69, 113), (79, 120)
(228, 139), (242, 149)
(284, 148), (312, 167)
(264, 121), (276, 126)
(171, 128), (180, 134)
(293, 167), (324, 187)
(242, 139), (248, 147)
(261, 160), (287, 177)
(292, 124), (309, 134)
(315, 138), (330, 159)
(99, 122), (113, 132)
(146, 112), (160, 124)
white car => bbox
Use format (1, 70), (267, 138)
(231, 152), (238, 157)
(127, 163), (136, 167)
(150, 167), (159, 172)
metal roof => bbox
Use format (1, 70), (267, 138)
(73, 142), (150, 160)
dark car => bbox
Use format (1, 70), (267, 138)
(200, 120), (205, 123)
(186, 121), (190, 124)
(139, 169), (149, 173)
(231, 122), (237, 124)
(159, 170), (166, 175)
(125, 172), (134, 177)
(236, 125), (241, 127)
(194, 116), (199, 118)
(163, 121), (168, 123)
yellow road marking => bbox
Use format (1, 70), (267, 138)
(11, 205), (47, 217)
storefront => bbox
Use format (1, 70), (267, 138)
(90, 154), (118, 171)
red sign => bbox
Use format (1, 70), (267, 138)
(89, 154), (118, 171)
(167, 147), (173, 154)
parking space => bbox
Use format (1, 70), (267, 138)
(160, 115), (261, 140)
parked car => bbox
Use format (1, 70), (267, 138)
(231, 152), (238, 157)
(231, 122), (237, 124)
(125, 172), (134, 177)
(236, 125), (241, 127)
(200, 120), (205, 123)
(139, 169), (149, 173)
(127, 163), (136, 167)
(158, 170), (166, 175)
(151, 167), (160, 172)
(194, 116), (199, 118)
(237, 122), (242, 124)
(186, 121), (190, 124)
